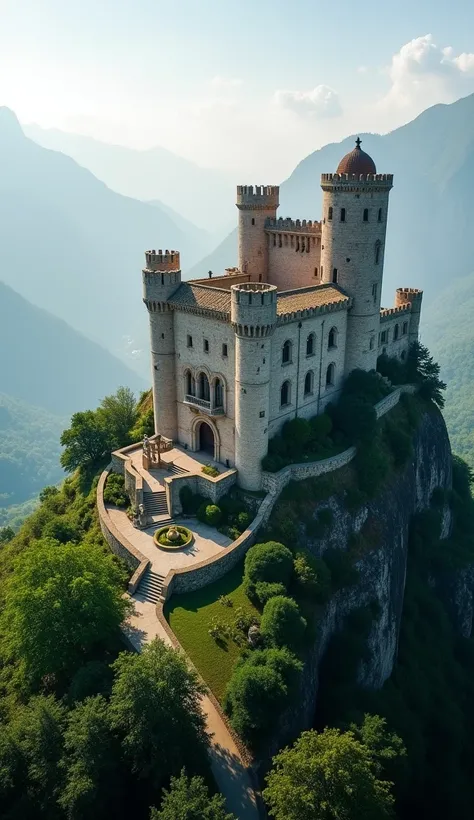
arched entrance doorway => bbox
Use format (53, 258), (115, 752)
(199, 421), (215, 456)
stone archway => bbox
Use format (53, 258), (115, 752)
(191, 416), (220, 462)
(199, 420), (215, 456)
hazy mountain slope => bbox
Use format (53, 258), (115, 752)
(187, 227), (237, 280)
(25, 123), (234, 231)
(0, 281), (146, 415)
(422, 272), (474, 467)
(0, 393), (64, 508)
(0, 108), (204, 362)
(189, 93), (474, 302)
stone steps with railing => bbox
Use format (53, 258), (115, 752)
(144, 491), (168, 516)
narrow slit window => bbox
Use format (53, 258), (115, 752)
(340, 208), (346, 222)
(363, 208), (369, 222)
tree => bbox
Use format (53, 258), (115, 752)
(150, 769), (234, 819)
(109, 639), (209, 790)
(99, 387), (138, 449)
(263, 726), (397, 820)
(60, 411), (110, 472)
(260, 595), (307, 650)
(0, 525), (15, 544)
(59, 695), (121, 820)
(1, 539), (129, 686)
(406, 341), (446, 408)
(224, 648), (302, 747)
(4, 695), (66, 814)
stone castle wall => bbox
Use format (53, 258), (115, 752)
(267, 232), (321, 290)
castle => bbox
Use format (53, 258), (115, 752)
(142, 139), (423, 492)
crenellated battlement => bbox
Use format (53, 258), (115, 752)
(321, 172), (393, 193)
(231, 282), (277, 336)
(145, 249), (181, 272)
(236, 185), (279, 210)
(396, 287), (423, 302)
(380, 304), (411, 320)
(265, 217), (321, 234)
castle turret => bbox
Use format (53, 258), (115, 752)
(231, 282), (277, 490)
(142, 249), (180, 440)
(320, 139), (393, 372)
(396, 287), (423, 344)
(236, 185), (279, 281)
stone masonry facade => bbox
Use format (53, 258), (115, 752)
(142, 140), (423, 491)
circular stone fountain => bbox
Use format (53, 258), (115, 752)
(154, 524), (193, 550)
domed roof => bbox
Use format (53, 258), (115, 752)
(337, 137), (376, 176)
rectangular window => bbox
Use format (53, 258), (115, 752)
(187, 335), (193, 348)
(222, 343), (228, 357)
(372, 283), (377, 303)
(314, 267), (318, 278)
(259, 410), (265, 418)
(340, 208), (346, 222)
(332, 268), (338, 283)
(328, 206), (333, 221)
(378, 208), (382, 222)
(203, 338), (209, 353)
(363, 208), (369, 222)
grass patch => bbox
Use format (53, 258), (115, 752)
(165, 564), (260, 702)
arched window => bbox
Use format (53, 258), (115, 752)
(282, 340), (292, 365)
(326, 363), (335, 387)
(214, 378), (224, 409)
(375, 240), (381, 265)
(306, 333), (315, 356)
(394, 324), (399, 341)
(199, 372), (210, 402)
(363, 208), (369, 222)
(332, 268), (338, 283)
(186, 371), (196, 397)
(280, 381), (291, 407)
(328, 327), (338, 349)
(328, 206), (333, 221)
(378, 208), (382, 222)
(304, 371), (314, 396)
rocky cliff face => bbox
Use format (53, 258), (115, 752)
(264, 406), (454, 761)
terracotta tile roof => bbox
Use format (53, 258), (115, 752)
(168, 283), (231, 316)
(277, 285), (350, 317)
(168, 282), (351, 320)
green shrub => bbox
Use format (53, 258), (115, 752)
(282, 418), (312, 450)
(334, 395), (377, 444)
(342, 368), (390, 403)
(103, 473), (129, 507)
(201, 464), (220, 478)
(244, 541), (293, 588)
(68, 660), (113, 703)
(42, 518), (79, 544)
(377, 352), (407, 385)
(204, 504), (222, 527)
(310, 412), (333, 442)
(237, 511), (251, 531)
(293, 553), (331, 602)
(254, 581), (287, 606)
(224, 648), (302, 747)
(260, 595), (307, 649)
(324, 548), (359, 589)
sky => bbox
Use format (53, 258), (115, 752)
(1, 0), (474, 179)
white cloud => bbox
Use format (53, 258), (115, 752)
(210, 76), (243, 91)
(274, 84), (342, 118)
(384, 34), (474, 108)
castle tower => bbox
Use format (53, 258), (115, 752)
(396, 288), (423, 344)
(231, 282), (278, 491)
(320, 139), (393, 372)
(236, 185), (279, 280)
(142, 249), (180, 440)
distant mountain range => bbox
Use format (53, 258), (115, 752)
(0, 281), (145, 415)
(188, 93), (474, 304)
(0, 108), (210, 365)
(25, 123), (234, 234)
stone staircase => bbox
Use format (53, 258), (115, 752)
(136, 568), (166, 603)
(143, 490), (168, 518)
(168, 463), (189, 476)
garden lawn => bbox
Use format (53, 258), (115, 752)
(165, 564), (260, 702)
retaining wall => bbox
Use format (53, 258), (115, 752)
(165, 468), (238, 516)
(97, 470), (149, 593)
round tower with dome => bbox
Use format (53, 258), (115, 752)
(320, 138), (393, 372)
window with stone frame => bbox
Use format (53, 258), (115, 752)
(328, 327), (338, 349)
(282, 339), (292, 365)
(402, 321), (408, 336)
(326, 363), (335, 387)
(280, 380), (291, 407)
(304, 370), (314, 396)
(306, 333), (315, 356)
